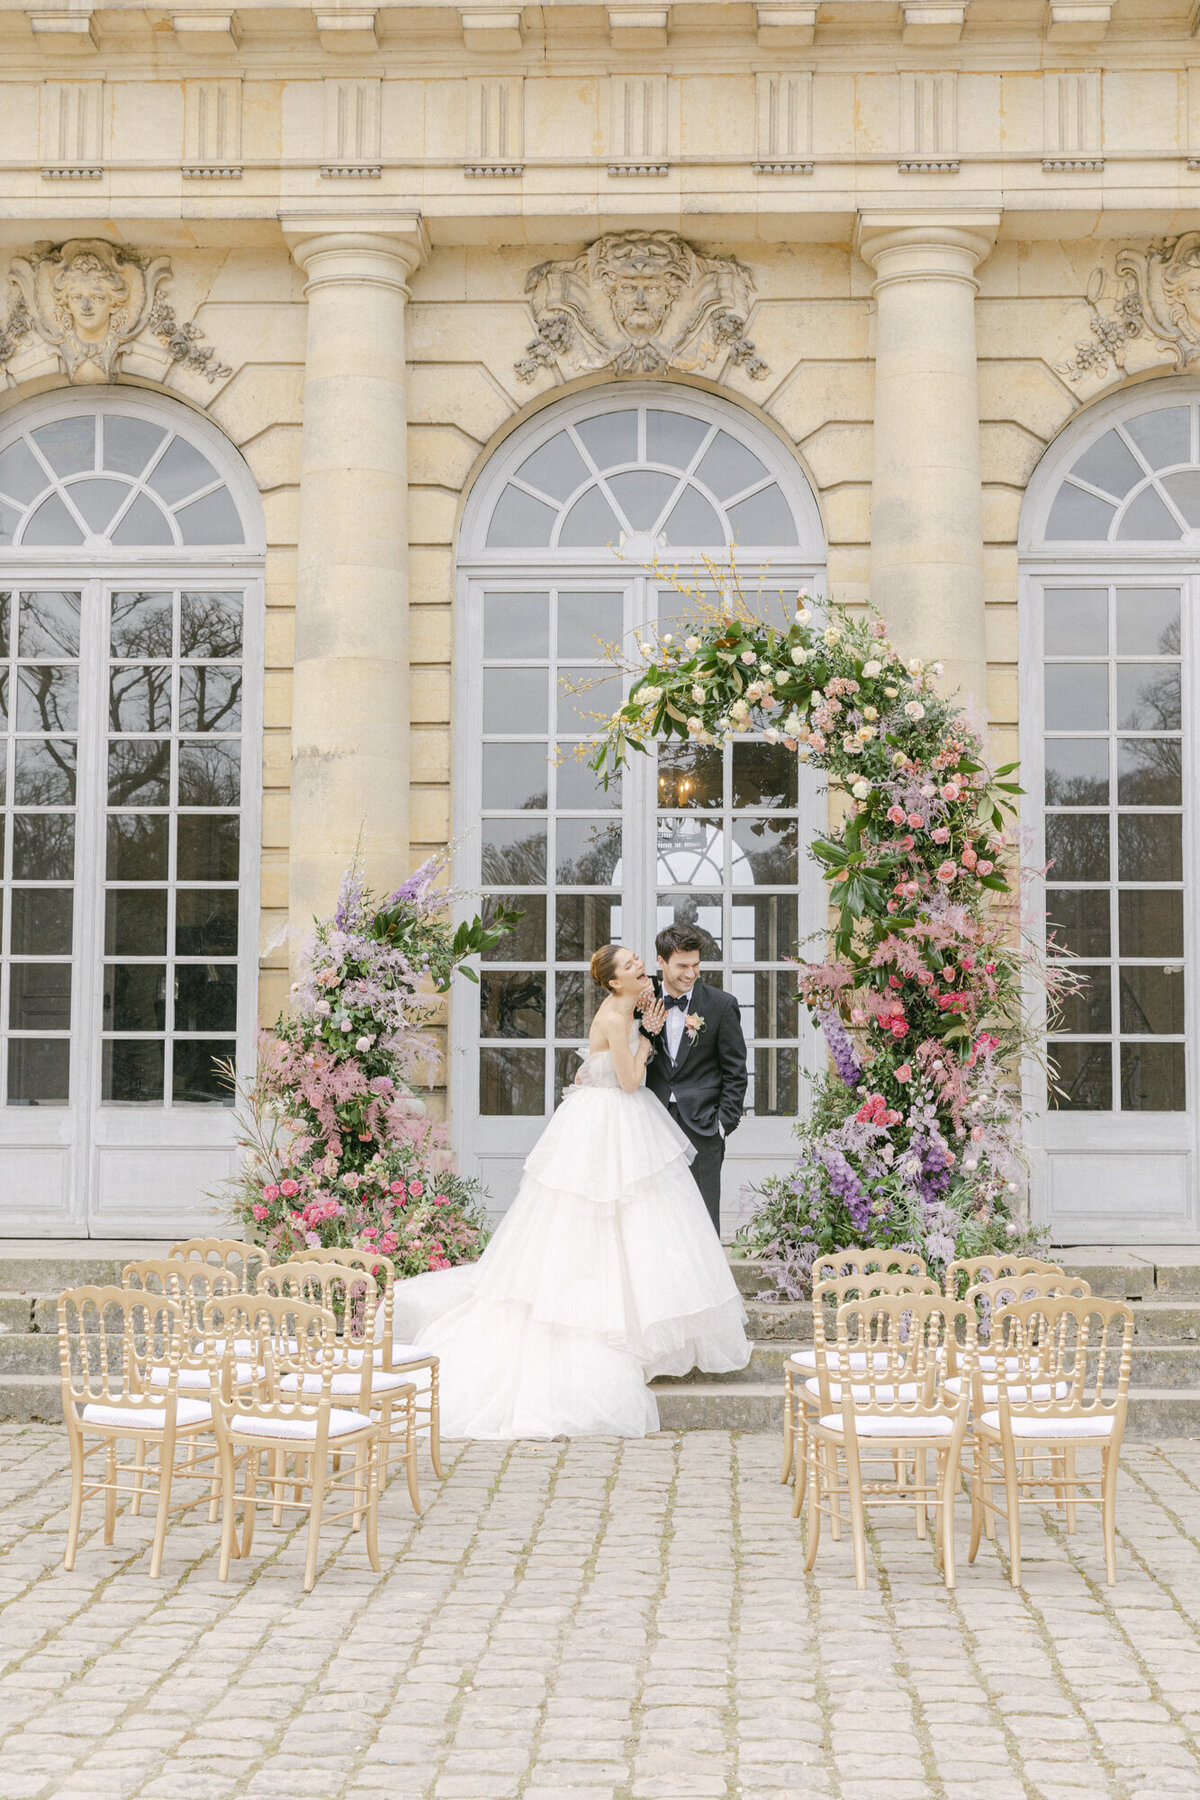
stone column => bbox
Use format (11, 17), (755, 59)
(855, 211), (1000, 716)
(282, 214), (429, 941)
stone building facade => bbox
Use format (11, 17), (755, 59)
(1, 0), (1198, 1242)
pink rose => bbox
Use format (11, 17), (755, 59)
(434, 1195), (448, 1206)
(907, 814), (925, 830)
(379, 1232), (398, 1254)
(890, 1020), (909, 1039)
(931, 826), (950, 845)
(894, 1064), (912, 1082)
(971, 1126), (984, 1142)
(408, 1180), (424, 1197)
(888, 975), (902, 990)
(887, 805), (906, 825)
(251, 1204), (269, 1221)
(390, 1180), (406, 1196)
(977, 859), (994, 876)
(917, 969), (934, 986)
(960, 846), (978, 870)
(941, 782), (961, 801)
(280, 1179), (299, 1198)
(851, 1006), (867, 1024)
(935, 860), (957, 883)
(263, 1184), (280, 1202)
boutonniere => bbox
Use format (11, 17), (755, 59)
(684, 1012), (706, 1044)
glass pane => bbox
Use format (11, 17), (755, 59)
(18, 590), (81, 658)
(658, 745), (722, 810)
(175, 488), (244, 545)
(481, 820), (546, 885)
(172, 1040), (235, 1104)
(554, 1045), (589, 1104)
(16, 666), (78, 733)
(1123, 406), (1189, 471)
(574, 411), (638, 470)
(728, 488), (799, 546)
(103, 1039), (164, 1103)
(483, 669), (547, 735)
(0, 666), (6, 725)
(479, 1046), (543, 1115)
(7, 1038), (70, 1105)
(177, 742), (240, 807)
(481, 895), (546, 963)
(1048, 1043), (1112, 1110)
(108, 814), (168, 881)
(656, 893), (722, 958)
(1118, 815), (1182, 883)
(646, 410), (709, 471)
(1070, 429), (1143, 498)
(515, 433), (590, 501)
(557, 488), (622, 548)
(745, 970), (798, 1039)
(557, 590), (624, 658)
(482, 743), (549, 812)
(486, 487), (556, 549)
(1117, 737), (1182, 806)
(0, 439), (48, 504)
(1121, 1042), (1185, 1111)
(483, 591), (549, 660)
(1119, 889), (1183, 960)
(108, 740), (170, 807)
(1117, 485), (1184, 540)
(177, 815), (239, 882)
(1158, 468), (1200, 525)
(695, 431), (767, 500)
(109, 666), (172, 733)
(15, 741), (76, 806)
(732, 817), (798, 885)
(110, 493), (174, 547)
(1055, 968), (1112, 1034)
(179, 666), (241, 734)
(752, 1048), (799, 1116)
(1044, 485), (1117, 541)
(181, 592), (242, 659)
(102, 415), (166, 477)
(147, 435), (218, 503)
(21, 494), (85, 547)
(103, 964), (167, 1031)
(603, 470), (677, 533)
(175, 964), (239, 1033)
(31, 417), (95, 477)
(662, 487), (726, 547)
(657, 817), (725, 887)
(732, 741), (798, 809)
(105, 890), (168, 956)
(1045, 815), (1110, 883)
(0, 500), (19, 546)
(66, 477), (128, 534)
(175, 890), (238, 955)
(1116, 663), (1180, 732)
(556, 894), (621, 961)
(1045, 738), (1108, 806)
(556, 755), (619, 811)
(1047, 888), (1110, 959)
(1044, 665), (1108, 731)
(557, 666), (621, 734)
(111, 590), (173, 659)
(11, 889), (72, 956)
(14, 815), (74, 880)
(1119, 966), (1184, 1036)
(1044, 588), (1107, 658)
(555, 971), (603, 1039)
(480, 972), (546, 1039)
(730, 894), (799, 962)
(9, 963), (71, 1030)
(556, 819), (621, 884)
(1115, 588), (1181, 656)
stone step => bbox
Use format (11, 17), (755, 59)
(733, 1249), (1200, 1303)
(0, 1242), (177, 1295)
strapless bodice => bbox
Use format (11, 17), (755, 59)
(574, 1025), (642, 1092)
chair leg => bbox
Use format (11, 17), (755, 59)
(351, 1439), (367, 1533)
(217, 1438), (239, 1582)
(781, 1371), (795, 1483)
(364, 1440), (381, 1574)
(149, 1431), (176, 1579)
(791, 1434), (807, 1519)
(103, 1441), (118, 1546)
(968, 1440), (986, 1565)
(271, 1448), (286, 1527)
(304, 1458), (327, 1593)
(63, 1424), (85, 1572)
(130, 1439), (147, 1518)
(404, 1393), (422, 1516)
(941, 1445), (959, 1591)
(1101, 1443), (1119, 1586)
(241, 1451), (260, 1559)
(1064, 1446), (1078, 1535)
(825, 1443), (842, 1542)
(1000, 1431), (1023, 1589)
(803, 1438), (822, 1572)
(914, 1448), (928, 1541)
(843, 1439), (867, 1591)
(429, 1363), (443, 1479)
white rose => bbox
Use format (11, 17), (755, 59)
(759, 665), (773, 679)
(730, 698), (750, 718)
(862, 659), (881, 678)
(795, 606), (812, 625)
(904, 701), (926, 721)
(356, 1035), (372, 1052)
(823, 627), (841, 646)
(863, 705), (878, 721)
(763, 727), (780, 744)
(315, 999), (331, 1016)
(662, 633), (673, 644)
(908, 657), (923, 674)
(741, 649), (757, 665)
(340, 1019), (353, 1033)
(857, 725), (875, 741)
(791, 646), (808, 665)
(783, 711), (805, 736)
(685, 635), (701, 652)
(687, 716), (703, 735)
(884, 686), (899, 698)
(852, 779), (872, 799)
(640, 685), (663, 705)
(692, 685), (706, 703)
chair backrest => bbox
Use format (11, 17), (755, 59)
(258, 1261), (378, 1406)
(201, 1292), (337, 1433)
(168, 1238), (265, 1292)
(58, 1285), (185, 1415)
(289, 1247), (396, 1343)
(812, 1270), (941, 1347)
(812, 1248), (929, 1285)
(122, 1258), (240, 1336)
(989, 1295), (1135, 1429)
(944, 1254), (1064, 1299)
(813, 1292), (977, 1426)
(964, 1272), (1092, 1341)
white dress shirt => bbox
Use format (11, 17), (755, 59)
(664, 986), (695, 1063)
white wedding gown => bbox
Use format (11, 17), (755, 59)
(392, 1030), (752, 1438)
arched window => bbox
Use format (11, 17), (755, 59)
(1021, 380), (1199, 1244)
(0, 393), (263, 1236)
(455, 387), (825, 1220)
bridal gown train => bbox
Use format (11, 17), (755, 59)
(392, 1031), (752, 1438)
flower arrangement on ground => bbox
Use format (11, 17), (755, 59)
(224, 856), (520, 1276)
(591, 560), (1070, 1294)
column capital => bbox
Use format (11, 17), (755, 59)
(854, 210), (1001, 291)
(281, 212), (430, 293)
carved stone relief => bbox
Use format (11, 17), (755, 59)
(1061, 233), (1200, 383)
(515, 231), (767, 383)
(0, 239), (231, 386)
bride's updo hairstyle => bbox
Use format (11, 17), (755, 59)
(589, 943), (623, 994)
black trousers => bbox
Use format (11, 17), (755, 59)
(669, 1102), (725, 1237)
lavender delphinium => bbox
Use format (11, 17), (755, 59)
(819, 1006), (862, 1090)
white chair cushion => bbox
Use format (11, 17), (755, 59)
(944, 1376), (1070, 1404)
(819, 1412), (955, 1438)
(150, 1362), (259, 1390)
(81, 1398), (212, 1430)
(212, 1336), (298, 1357)
(391, 1341), (435, 1365)
(978, 1409), (1115, 1440)
(280, 1370), (414, 1398)
(805, 1378), (921, 1404)
(229, 1408), (373, 1440)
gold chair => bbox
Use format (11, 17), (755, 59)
(168, 1237), (266, 1290)
(290, 1246), (443, 1479)
(943, 1254), (1065, 1300)
(203, 1292), (384, 1592)
(804, 1291), (977, 1590)
(969, 1293), (1135, 1587)
(783, 1266), (940, 1502)
(58, 1286), (218, 1576)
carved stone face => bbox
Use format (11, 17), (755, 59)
(1164, 253), (1200, 340)
(55, 255), (127, 344)
(606, 272), (679, 340)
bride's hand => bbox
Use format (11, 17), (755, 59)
(641, 997), (666, 1038)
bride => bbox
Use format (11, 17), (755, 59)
(392, 943), (751, 1438)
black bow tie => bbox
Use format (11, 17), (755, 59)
(663, 992), (692, 1012)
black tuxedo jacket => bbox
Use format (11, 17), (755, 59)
(643, 977), (749, 1139)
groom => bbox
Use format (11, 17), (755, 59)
(640, 924), (749, 1237)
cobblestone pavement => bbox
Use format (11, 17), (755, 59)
(0, 1426), (1199, 1800)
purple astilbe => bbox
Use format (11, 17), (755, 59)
(819, 1006), (862, 1090)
